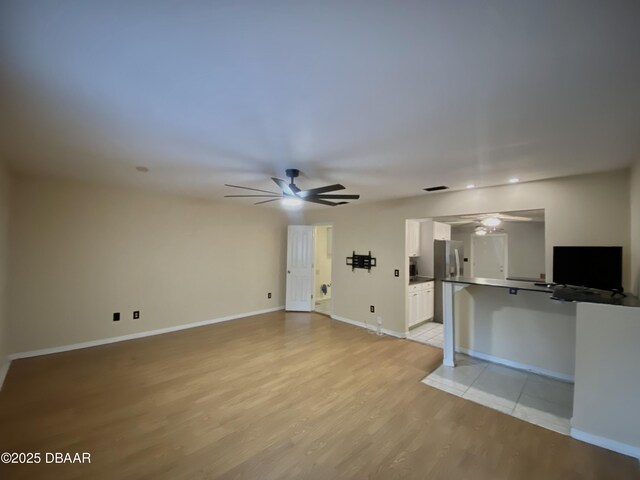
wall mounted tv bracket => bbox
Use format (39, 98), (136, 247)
(346, 251), (377, 272)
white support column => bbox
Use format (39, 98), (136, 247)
(442, 281), (456, 366)
(442, 281), (469, 367)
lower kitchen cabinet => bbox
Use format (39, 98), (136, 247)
(408, 281), (434, 327)
(424, 285), (434, 320)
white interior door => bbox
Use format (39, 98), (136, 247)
(472, 234), (508, 279)
(286, 225), (314, 311)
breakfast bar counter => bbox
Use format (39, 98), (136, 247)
(440, 276), (554, 367)
(443, 276), (554, 293)
(441, 276), (639, 369)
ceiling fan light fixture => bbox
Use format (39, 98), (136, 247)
(481, 217), (502, 228)
(475, 227), (488, 236)
(282, 197), (303, 207)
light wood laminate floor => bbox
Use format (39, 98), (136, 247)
(0, 311), (637, 479)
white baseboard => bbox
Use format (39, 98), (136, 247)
(331, 314), (406, 339)
(571, 428), (640, 460)
(9, 306), (285, 360)
(0, 358), (10, 391)
(456, 346), (574, 383)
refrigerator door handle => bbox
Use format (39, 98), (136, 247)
(454, 248), (461, 276)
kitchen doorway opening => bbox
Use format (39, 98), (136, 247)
(313, 225), (333, 316)
(405, 218), (442, 346)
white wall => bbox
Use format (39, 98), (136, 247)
(416, 220), (434, 277)
(452, 220), (546, 280)
(572, 303), (640, 458)
(631, 160), (640, 297)
(8, 175), (289, 354)
(0, 164), (10, 384)
(314, 225), (332, 300)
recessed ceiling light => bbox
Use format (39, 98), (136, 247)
(508, 177), (519, 183)
(136, 166), (149, 173)
(282, 197), (302, 207)
(466, 184), (476, 189)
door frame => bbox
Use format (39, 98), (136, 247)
(312, 223), (334, 316)
(470, 233), (508, 278)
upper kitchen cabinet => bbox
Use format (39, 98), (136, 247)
(433, 221), (451, 240)
(407, 220), (421, 257)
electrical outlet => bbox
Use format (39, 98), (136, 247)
(394, 269), (399, 277)
(133, 311), (140, 319)
(268, 292), (272, 299)
(370, 305), (375, 313)
(113, 312), (120, 322)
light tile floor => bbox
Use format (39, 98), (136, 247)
(423, 354), (574, 435)
(408, 321), (443, 348)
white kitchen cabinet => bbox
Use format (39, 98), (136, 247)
(408, 281), (435, 327)
(424, 283), (434, 320)
(407, 220), (421, 257)
(409, 292), (419, 326)
(416, 290), (427, 322)
(433, 221), (451, 240)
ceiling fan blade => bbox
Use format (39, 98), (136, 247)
(447, 220), (475, 225)
(460, 212), (533, 221)
(497, 214), (533, 222)
(298, 184), (345, 197)
(302, 197), (344, 207)
(224, 195), (282, 198)
(314, 194), (360, 200)
(224, 184), (279, 195)
(271, 177), (296, 196)
(254, 198), (282, 205)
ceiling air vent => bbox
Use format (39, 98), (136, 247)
(423, 185), (449, 192)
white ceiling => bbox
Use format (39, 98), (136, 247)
(1, 1), (639, 206)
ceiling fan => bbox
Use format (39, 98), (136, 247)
(224, 169), (360, 206)
(446, 212), (534, 226)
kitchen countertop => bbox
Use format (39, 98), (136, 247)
(442, 276), (554, 293)
(442, 276), (640, 307)
(409, 276), (434, 285)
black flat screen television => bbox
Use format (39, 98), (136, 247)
(553, 246), (623, 291)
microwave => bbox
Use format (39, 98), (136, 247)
(409, 264), (417, 277)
